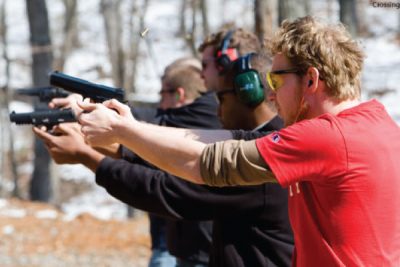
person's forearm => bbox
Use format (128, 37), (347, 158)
(79, 147), (106, 172)
(136, 120), (233, 143)
(115, 121), (207, 184)
(78, 100), (232, 184)
(93, 143), (121, 159)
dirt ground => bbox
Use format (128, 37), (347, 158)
(0, 198), (151, 267)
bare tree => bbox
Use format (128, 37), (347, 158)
(188, 0), (199, 57)
(254, 0), (278, 41)
(0, 0), (19, 198)
(179, 0), (209, 57)
(221, 0), (228, 22)
(0, 0), (6, 196)
(179, 0), (188, 37)
(339, 0), (358, 37)
(100, 0), (124, 88)
(278, 0), (307, 24)
(124, 0), (150, 95)
(356, 0), (369, 36)
(179, 0), (199, 57)
(99, 0), (153, 96)
(200, 0), (209, 37)
(304, 0), (311, 14)
(26, 0), (53, 202)
(398, 8), (400, 39)
(54, 0), (78, 71)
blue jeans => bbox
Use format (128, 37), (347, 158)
(148, 249), (177, 267)
(176, 259), (207, 267)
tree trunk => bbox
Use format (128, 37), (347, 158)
(100, 0), (124, 87)
(0, 0), (6, 196)
(254, 0), (278, 41)
(26, 0), (53, 202)
(278, 0), (307, 24)
(339, 0), (358, 37)
(0, 0), (19, 198)
(179, 0), (198, 57)
(54, 0), (78, 71)
(221, 0), (227, 22)
(304, 0), (311, 14)
(356, 0), (368, 36)
(200, 0), (209, 37)
(398, 8), (400, 38)
(123, 1), (138, 95)
(186, 0), (198, 57)
(123, 0), (149, 95)
(179, 0), (188, 36)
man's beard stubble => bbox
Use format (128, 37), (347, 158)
(283, 89), (309, 127)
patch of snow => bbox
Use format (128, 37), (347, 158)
(0, 179), (15, 194)
(9, 101), (33, 113)
(2, 225), (15, 235)
(35, 209), (59, 219)
(0, 199), (8, 209)
(61, 186), (128, 221)
(56, 164), (95, 183)
(0, 208), (27, 218)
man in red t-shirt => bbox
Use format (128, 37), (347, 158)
(255, 99), (400, 266)
(75, 16), (400, 266)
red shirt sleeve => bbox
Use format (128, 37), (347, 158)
(255, 115), (348, 187)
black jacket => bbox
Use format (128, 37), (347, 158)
(124, 92), (221, 263)
(132, 92), (222, 129)
(96, 112), (294, 267)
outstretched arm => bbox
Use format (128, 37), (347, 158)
(78, 100), (209, 183)
(78, 99), (275, 186)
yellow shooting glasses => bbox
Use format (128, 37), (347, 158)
(266, 69), (301, 92)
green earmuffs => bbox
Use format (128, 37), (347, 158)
(233, 53), (265, 107)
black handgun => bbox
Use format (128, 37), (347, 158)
(49, 71), (125, 103)
(16, 86), (69, 102)
(9, 109), (76, 129)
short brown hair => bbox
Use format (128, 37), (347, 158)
(268, 16), (365, 100)
(163, 57), (202, 77)
(162, 65), (206, 100)
(198, 28), (261, 56)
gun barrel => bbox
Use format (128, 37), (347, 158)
(16, 86), (53, 96)
(9, 109), (76, 127)
(16, 87), (69, 101)
(49, 71), (125, 103)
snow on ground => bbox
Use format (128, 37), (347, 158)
(61, 184), (129, 221)
(54, 164), (130, 220)
(0, 0), (399, 221)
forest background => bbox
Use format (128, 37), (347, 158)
(0, 0), (398, 266)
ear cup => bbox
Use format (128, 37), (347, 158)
(215, 30), (238, 74)
(232, 53), (265, 107)
(216, 54), (232, 74)
(216, 49), (238, 74)
(234, 71), (265, 107)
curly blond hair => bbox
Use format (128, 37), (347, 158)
(268, 16), (365, 100)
